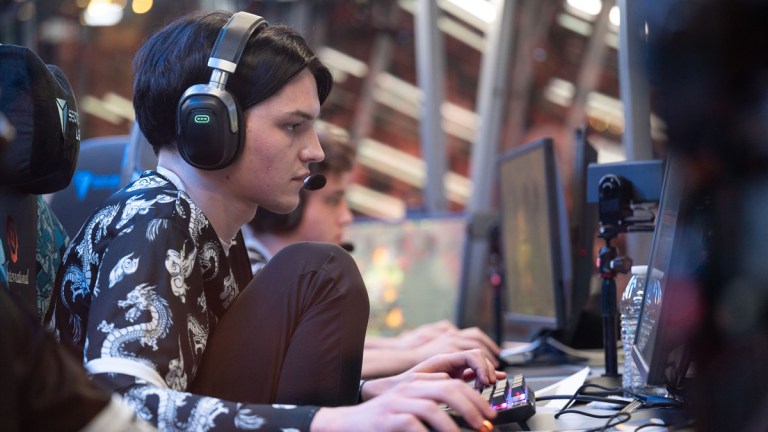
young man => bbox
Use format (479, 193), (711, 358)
(45, 11), (502, 432)
(245, 123), (502, 379)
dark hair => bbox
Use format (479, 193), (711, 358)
(249, 123), (355, 234)
(132, 10), (333, 152)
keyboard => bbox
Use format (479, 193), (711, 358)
(444, 373), (536, 429)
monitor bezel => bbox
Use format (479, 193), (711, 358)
(631, 156), (696, 394)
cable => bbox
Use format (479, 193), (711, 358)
(553, 382), (626, 419)
(594, 412), (632, 432)
(634, 420), (667, 431)
(536, 394), (630, 406)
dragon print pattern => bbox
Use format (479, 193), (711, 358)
(233, 405), (267, 430)
(45, 171), (320, 430)
(146, 218), (168, 241)
(117, 194), (175, 230)
(186, 314), (207, 357)
(124, 386), (232, 432)
(109, 253), (140, 289)
(165, 243), (197, 303)
(200, 241), (220, 281)
(66, 204), (120, 301)
(184, 198), (208, 245)
(125, 175), (168, 192)
(97, 283), (172, 363)
(220, 273), (237, 308)
(165, 340), (188, 390)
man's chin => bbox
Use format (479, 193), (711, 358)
(259, 200), (300, 215)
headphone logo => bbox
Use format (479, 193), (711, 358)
(194, 114), (211, 124)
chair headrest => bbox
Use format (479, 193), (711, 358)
(0, 44), (80, 194)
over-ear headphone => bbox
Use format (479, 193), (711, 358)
(176, 12), (268, 170)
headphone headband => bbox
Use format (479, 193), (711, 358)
(208, 12), (268, 74)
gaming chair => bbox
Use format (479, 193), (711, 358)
(0, 44), (80, 318)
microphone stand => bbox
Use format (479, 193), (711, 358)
(596, 230), (630, 380)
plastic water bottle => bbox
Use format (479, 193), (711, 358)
(621, 265), (649, 392)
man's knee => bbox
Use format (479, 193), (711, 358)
(271, 242), (367, 300)
(275, 242), (357, 274)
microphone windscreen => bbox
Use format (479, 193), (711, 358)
(340, 242), (355, 252)
(303, 173), (326, 191)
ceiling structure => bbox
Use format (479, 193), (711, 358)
(1, 0), (665, 219)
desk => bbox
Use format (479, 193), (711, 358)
(489, 357), (692, 431)
(496, 404), (690, 431)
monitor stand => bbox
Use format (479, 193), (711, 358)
(501, 330), (590, 367)
(585, 373), (623, 391)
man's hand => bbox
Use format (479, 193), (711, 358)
(311, 378), (497, 432)
(413, 327), (501, 368)
(362, 349), (507, 400)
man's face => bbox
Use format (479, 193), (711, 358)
(228, 69), (324, 214)
(295, 171), (353, 244)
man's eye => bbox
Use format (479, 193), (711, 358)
(287, 123), (300, 132)
(325, 196), (342, 206)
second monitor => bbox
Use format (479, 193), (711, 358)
(497, 137), (572, 345)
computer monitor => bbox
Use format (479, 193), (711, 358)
(344, 214), (467, 337)
(497, 137), (571, 343)
(632, 156), (705, 396)
(566, 128), (599, 348)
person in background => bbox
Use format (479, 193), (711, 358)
(244, 122), (502, 379)
(45, 10), (503, 432)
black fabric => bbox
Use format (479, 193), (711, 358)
(46, 136), (129, 238)
(191, 242), (370, 407)
(0, 44), (79, 194)
(0, 187), (38, 315)
(0, 287), (111, 432)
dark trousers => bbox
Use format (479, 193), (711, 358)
(191, 242), (370, 407)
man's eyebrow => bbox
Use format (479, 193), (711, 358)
(285, 109), (317, 121)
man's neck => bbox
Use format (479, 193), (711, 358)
(156, 150), (254, 244)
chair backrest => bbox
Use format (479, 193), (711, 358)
(47, 121), (159, 239)
(0, 45), (80, 318)
(47, 135), (129, 238)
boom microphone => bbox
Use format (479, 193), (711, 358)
(303, 173), (326, 191)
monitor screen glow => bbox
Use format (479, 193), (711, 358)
(345, 215), (467, 337)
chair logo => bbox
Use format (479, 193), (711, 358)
(57, 98), (68, 137)
(57, 98), (80, 140)
(5, 216), (18, 263)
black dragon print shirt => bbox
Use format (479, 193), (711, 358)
(45, 170), (318, 431)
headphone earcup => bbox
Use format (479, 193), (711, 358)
(176, 84), (244, 170)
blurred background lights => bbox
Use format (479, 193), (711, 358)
(132, 0), (152, 14)
(83, 0), (124, 27)
(566, 0), (603, 16)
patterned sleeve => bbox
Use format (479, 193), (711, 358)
(36, 195), (70, 321)
(82, 215), (318, 431)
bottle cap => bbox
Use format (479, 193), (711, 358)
(630, 265), (648, 275)
(630, 265), (665, 280)
(650, 267), (665, 280)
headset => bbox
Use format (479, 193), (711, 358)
(176, 12), (268, 170)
